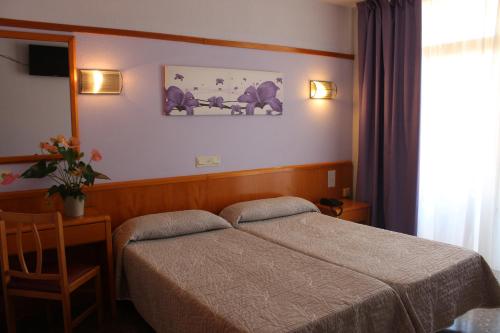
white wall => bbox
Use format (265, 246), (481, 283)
(0, 32), (353, 192)
(0, 0), (356, 193)
(1, 0), (354, 54)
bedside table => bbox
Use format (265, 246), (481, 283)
(316, 199), (371, 225)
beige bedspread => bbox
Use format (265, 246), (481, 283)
(118, 228), (415, 333)
(237, 212), (500, 333)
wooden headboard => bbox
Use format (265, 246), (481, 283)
(0, 161), (352, 229)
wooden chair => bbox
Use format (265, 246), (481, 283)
(0, 211), (103, 333)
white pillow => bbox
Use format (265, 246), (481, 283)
(219, 196), (319, 226)
(114, 209), (232, 244)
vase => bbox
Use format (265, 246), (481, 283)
(63, 196), (85, 217)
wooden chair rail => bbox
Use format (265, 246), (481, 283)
(0, 18), (355, 60)
(9, 271), (59, 281)
(0, 161), (353, 230)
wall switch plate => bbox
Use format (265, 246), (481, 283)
(196, 155), (221, 167)
(327, 170), (336, 188)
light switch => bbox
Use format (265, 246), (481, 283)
(196, 155), (221, 167)
(327, 170), (336, 188)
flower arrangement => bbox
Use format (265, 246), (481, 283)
(16, 135), (110, 201)
(0, 135), (109, 216)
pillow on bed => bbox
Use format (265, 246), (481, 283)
(114, 210), (231, 299)
(114, 209), (232, 244)
(219, 196), (320, 226)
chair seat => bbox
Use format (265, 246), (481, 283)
(8, 263), (97, 293)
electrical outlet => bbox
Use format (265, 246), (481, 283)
(327, 170), (336, 188)
(196, 155), (221, 167)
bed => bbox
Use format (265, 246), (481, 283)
(220, 196), (500, 333)
(113, 209), (414, 333)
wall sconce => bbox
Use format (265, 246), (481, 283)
(79, 69), (123, 94)
(310, 80), (337, 99)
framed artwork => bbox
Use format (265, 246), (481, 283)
(164, 65), (284, 116)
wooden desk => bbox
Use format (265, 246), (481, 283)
(3, 208), (116, 317)
(317, 199), (371, 225)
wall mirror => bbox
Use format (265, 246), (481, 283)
(0, 30), (78, 164)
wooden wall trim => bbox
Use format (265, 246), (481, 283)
(0, 18), (355, 60)
(0, 161), (353, 228)
(0, 161), (350, 199)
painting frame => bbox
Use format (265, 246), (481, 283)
(164, 65), (284, 116)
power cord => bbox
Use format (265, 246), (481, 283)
(0, 54), (28, 66)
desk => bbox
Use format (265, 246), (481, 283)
(3, 208), (116, 317)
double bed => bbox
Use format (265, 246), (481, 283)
(220, 196), (500, 333)
(113, 210), (414, 333)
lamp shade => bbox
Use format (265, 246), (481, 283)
(310, 80), (336, 99)
(79, 69), (122, 94)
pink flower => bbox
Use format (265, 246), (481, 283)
(40, 142), (58, 153)
(50, 134), (68, 146)
(0, 172), (19, 185)
(91, 149), (103, 162)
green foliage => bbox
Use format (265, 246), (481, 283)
(21, 160), (57, 178)
(20, 138), (109, 199)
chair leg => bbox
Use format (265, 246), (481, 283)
(61, 292), (72, 333)
(5, 295), (16, 333)
(95, 269), (103, 326)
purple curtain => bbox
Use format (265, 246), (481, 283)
(356, 0), (421, 235)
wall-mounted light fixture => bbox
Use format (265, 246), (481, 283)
(79, 69), (123, 94)
(310, 80), (337, 99)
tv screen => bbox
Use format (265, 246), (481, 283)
(29, 44), (69, 77)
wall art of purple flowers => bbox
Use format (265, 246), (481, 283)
(164, 66), (284, 116)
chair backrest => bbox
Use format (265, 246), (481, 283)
(0, 210), (68, 288)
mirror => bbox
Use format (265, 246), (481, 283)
(0, 30), (78, 164)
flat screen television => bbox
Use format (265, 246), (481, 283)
(29, 44), (69, 77)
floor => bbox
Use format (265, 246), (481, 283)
(12, 300), (500, 333)
(11, 271), (500, 333)
(102, 303), (500, 333)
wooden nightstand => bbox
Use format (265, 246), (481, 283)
(316, 199), (371, 225)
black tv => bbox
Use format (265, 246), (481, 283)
(29, 44), (69, 77)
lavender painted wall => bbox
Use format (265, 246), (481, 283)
(2, 0), (353, 54)
(1, 33), (353, 191)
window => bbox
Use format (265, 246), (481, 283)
(418, 0), (500, 270)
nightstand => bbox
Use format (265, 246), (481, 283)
(316, 199), (371, 225)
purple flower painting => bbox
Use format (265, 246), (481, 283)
(208, 96), (224, 109)
(165, 86), (199, 115)
(237, 81), (282, 115)
(231, 105), (243, 115)
(164, 65), (284, 116)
